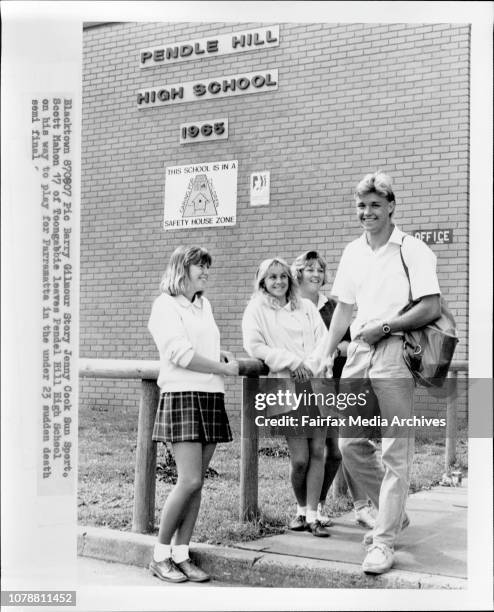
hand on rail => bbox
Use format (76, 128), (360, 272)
(320, 355), (334, 379)
(290, 364), (313, 383)
(220, 350), (235, 363)
(222, 359), (239, 376)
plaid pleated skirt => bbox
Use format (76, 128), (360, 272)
(152, 391), (233, 444)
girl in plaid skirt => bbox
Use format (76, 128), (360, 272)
(147, 245), (239, 584)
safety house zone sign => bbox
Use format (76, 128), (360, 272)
(164, 161), (238, 230)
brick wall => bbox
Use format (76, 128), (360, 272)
(81, 22), (470, 422)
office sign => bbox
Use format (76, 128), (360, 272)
(412, 229), (454, 244)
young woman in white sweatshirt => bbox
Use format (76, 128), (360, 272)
(147, 245), (239, 583)
(242, 257), (329, 537)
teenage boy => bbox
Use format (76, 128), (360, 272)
(320, 171), (441, 574)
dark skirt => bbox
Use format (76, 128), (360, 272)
(270, 381), (324, 439)
(152, 391), (232, 444)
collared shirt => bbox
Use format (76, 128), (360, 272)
(317, 293), (329, 310)
(331, 226), (440, 339)
(148, 293), (224, 393)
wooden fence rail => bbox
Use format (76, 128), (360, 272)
(79, 358), (467, 532)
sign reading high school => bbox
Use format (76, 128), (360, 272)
(137, 70), (278, 108)
(164, 161), (238, 230)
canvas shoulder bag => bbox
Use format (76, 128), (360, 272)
(399, 237), (459, 388)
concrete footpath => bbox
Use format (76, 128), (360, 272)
(77, 481), (467, 590)
(78, 556), (241, 587)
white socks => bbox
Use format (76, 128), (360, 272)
(153, 543), (171, 562)
(306, 510), (318, 524)
(172, 544), (189, 564)
(317, 503), (327, 520)
(153, 543), (190, 563)
(297, 504), (317, 524)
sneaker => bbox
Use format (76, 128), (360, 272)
(306, 519), (331, 538)
(355, 506), (376, 529)
(363, 514), (410, 546)
(362, 543), (394, 574)
(289, 515), (307, 531)
(317, 503), (333, 527)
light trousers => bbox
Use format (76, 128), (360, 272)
(339, 335), (415, 548)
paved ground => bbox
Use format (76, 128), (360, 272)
(236, 482), (467, 579)
(78, 556), (241, 587)
(78, 480), (467, 589)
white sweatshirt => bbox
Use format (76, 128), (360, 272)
(242, 294), (326, 377)
(148, 293), (224, 393)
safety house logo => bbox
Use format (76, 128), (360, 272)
(180, 174), (219, 218)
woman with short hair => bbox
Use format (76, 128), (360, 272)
(147, 245), (239, 583)
(291, 250), (352, 526)
(242, 257), (329, 537)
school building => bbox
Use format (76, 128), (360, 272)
(81, 21), (470, 425)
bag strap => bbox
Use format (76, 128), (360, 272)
(399, 235), (413, 303)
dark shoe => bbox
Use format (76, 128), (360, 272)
(307, 519), (331, 537)
(289, 515), (307, 531)
(149, 558), (188, 583)
(176, 558), (210, 582)
(317, 503), (334, 527)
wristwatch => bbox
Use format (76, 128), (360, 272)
(382, 323), (391, 336)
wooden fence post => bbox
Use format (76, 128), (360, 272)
(239, 378), (259, 522)
(78, 358), (467, 529)
(132, 379), (160, 533)
(445, 370), (458, 472)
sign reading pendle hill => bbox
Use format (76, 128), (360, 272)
(140, 26), (279, 68)
(137, 70), (278, 108)
(164, 161), (238, 230)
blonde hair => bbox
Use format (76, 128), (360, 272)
(355, 171), (396, 204)
(160, 245), (212, 297)
(291, 250), (327, 286)
(253, 257), (299, 310)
